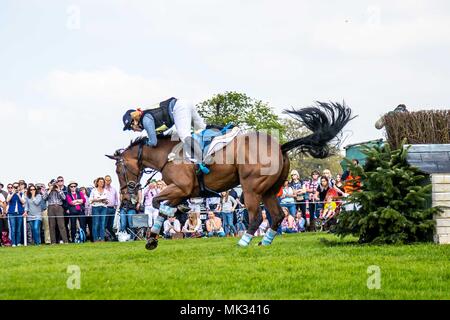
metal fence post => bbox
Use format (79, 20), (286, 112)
(23, 215), (27, 246)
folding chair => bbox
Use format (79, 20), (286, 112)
(127, 214), (150, 240)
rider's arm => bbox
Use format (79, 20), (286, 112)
(141, 114), (158, 147)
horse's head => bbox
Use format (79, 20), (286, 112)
(106, 138), (146, 202)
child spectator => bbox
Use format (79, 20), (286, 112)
(163, 216), (182, 239)
(295, 211), (306, 232)
(320, 190), (337, 221)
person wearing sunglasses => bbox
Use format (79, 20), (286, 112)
(6, 183), (26, 246)
(24, 185), (43, 245)
(66, 181), (86, 243)
(56, 176), (70, 240)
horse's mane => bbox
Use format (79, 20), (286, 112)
(125, 134), (172, 150)
(128, 136), (149, 149)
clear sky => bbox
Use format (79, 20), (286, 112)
(1, 0), (449, 188)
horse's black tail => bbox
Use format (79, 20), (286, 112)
(281, 101), (355, 158)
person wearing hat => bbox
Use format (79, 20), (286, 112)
(66, 181), (86, 243)
(121, 97), (207, 171)
(43, 179), (69, 244)
(35, 183), (51, 244)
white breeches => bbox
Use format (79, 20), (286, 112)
(172, 99), (206, 143)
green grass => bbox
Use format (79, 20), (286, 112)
(1, 233), (449, 300)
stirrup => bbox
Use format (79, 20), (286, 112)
(197, 163), (210, 174)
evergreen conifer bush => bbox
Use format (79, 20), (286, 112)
(335, 140), (441, 244)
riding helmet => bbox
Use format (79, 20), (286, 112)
(122, 109), (135, 131)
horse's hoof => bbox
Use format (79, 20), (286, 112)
(145, 238), (158, 250)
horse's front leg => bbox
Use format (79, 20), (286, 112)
(146, 184), (188, 250)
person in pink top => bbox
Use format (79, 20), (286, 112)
(143, 179), (159, 228)
(104, 175), (119, 241)
(66, 181), (87, 243)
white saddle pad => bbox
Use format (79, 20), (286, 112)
(204, 126), (242, 159)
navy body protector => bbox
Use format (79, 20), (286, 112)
(139, 97), (177, 130)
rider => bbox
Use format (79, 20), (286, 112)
(122, 97), (208, 172)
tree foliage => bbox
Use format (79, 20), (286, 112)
(197, 91), (285, 137)
(335, 140), (440, 244)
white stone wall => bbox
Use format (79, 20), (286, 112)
(432, 174), (450, 244)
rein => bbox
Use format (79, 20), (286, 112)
(117, 143), (169, 195)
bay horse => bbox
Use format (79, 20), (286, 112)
(107, 102), (354, 250)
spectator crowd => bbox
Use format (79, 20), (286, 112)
(0, 160), (360, 247)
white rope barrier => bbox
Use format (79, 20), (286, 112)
(3, 199), (354, 219)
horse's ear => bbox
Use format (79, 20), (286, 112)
(105, 154), (117, 160)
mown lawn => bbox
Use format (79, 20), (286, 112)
(1, 233), (449, 300)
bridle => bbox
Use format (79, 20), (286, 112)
(116, 143), (169, 197)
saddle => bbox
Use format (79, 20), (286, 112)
(192, 124), (241, 167)
(191, 124), (241, 198)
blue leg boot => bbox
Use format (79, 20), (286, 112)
(259, 229), (277, 246)
(146, 215), (165, 250)
(237, 233), (254, 247)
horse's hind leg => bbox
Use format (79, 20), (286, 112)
(237, 191), (263, 247)
(259, 192), (284, 246)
